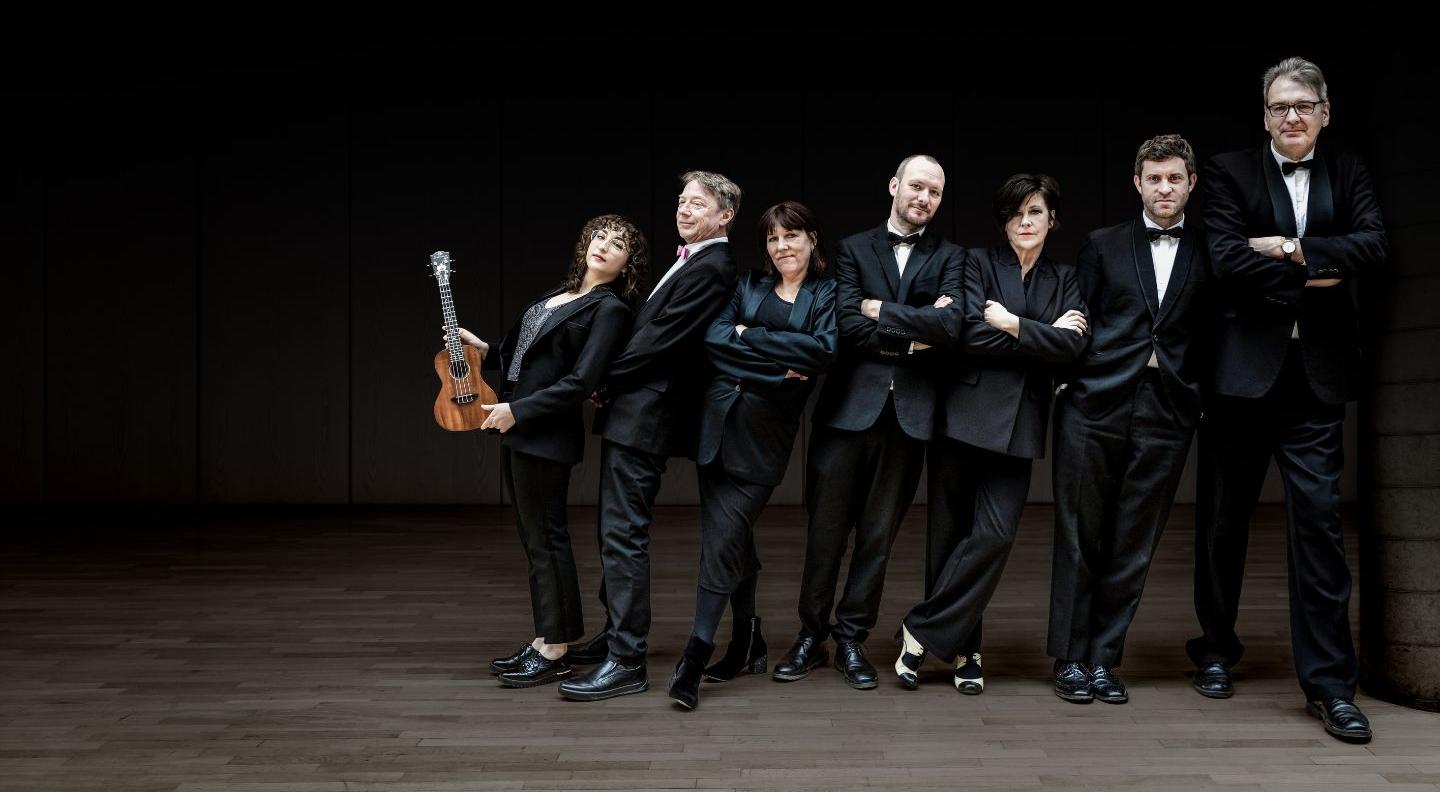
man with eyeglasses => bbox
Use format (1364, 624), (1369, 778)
(559, 170), (740, 701)
(1187, 57), (1387, 743)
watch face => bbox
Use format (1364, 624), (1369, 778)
(1282, 240), (1297, 253)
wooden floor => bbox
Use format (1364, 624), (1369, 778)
(2, 505), (1438, 792)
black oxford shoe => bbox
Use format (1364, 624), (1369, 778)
(1192, 662), (1234, 699)
(489, 644), (534, 675)
(557, 657), (648, 701)
(565, 632), (610, 666)
(1088, 664), (1128, 704)
(1053, 660), (1093, 703)
(772, 633), (829, 682)
(497, 651), (570, 688)
(834, 639), (878, 690)
(1307, 698), (1373, 744)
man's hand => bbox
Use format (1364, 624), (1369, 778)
(480, 402), (515, 433)
(784, 369), (808, 380)
(1306, 278), (1343, 288)
(860, 299), (882, 320)
(1052, 309), (1088, 335)
(1248, 236), (1291, 261)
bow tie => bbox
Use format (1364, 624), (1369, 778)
(1147, 226), (1184, 242)
(1281, 160), (1314, 176)
(887, 231), (921, 247)
(676, 245), (690, 259)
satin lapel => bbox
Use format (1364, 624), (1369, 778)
(993, 247), (1027, 316)
(742, 274), (775, 324)
(1306, 151), (1335, 237)
(640, 242), (725, 324)
(1130, 219), (1160, 320)
(1262, 146), (1300, 237)
(1027, 256), (1058, 319)
(896, 233), (937, 304)
(532, 287), (602, 344)
(1156, 231), (1195, 326)
(787, 278), (815, 330)
(870, 230), (901, 297)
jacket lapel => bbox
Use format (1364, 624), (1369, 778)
(1130, 218), (1160, 320)
(787, 277), (816, 330)
(532, 287), (603, 345)
(1261, 145), (1300, 238)
(1305, 150), (1335, 237)
(742, 273), (774, 325)
(896, 232), (937, 303)
(1155, 230), (1195, 326)
(1027, 255), (1058, 319)
(869, 228), (901, 297)
(994, 246), (1028, 316)
(639, 241), (726, 324)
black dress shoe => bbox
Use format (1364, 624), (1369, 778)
(1192, 662), (1233, 699)
(668, 636), (716, 710)
(1053, 660), (1093, 703)
(497, 651), (571, 688)
(953, 652), (983, 695)
(489, 644), (534, 675)
(705, 616), (768, 682)
(557, 657), (648, 701)
(565, 632), (610, 665)
(1307, 698), (1373, 743)
(834, 639), (878, 690)
(772, 633), (829, 682)
(1088, 663), (1128, 704)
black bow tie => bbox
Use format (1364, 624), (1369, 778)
(887, 231), (921, 247)
(1147, 226), (1184, 242)
(1281, 160), (1314, 176)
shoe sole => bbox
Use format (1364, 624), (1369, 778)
(841, 675), (879, 690)
(1094, 693), (1129, 704)
(772, 667), (815, 682)
(1307, 702), (1373, 744)
(498, 669), (571, 689)
(669, 695), (697, 710)
(558, 679), (648, 701)
(1191, 680), (1234, 699)
(1055, 689), (1094, 703)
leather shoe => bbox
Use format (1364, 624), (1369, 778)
(772, 633), (829, 682)
(497, 651), (570, 688)
(1088, 664), (1128, 704)
(1053, 660), (1093, 703)
(953, 652), (983, 695)
(1307, 698), (1372, 743)
(1192, 662), (1233, 699)
(705, 616), (768, 682)
(668, 636), (716, 710)
(557, 657), (648, 701)
(489, 643), (533, 675)
(564, 631), (610, 665)
(834, 639), (878, 690)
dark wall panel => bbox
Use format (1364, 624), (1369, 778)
(0, 92), (46, 503)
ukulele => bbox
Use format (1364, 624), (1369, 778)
(429, 250), (497, 431)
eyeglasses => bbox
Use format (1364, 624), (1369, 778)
(591, 229), (629, 255)
(1267, 100), (1325, 118)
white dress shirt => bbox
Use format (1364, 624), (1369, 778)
(1272, 142), (1315, 338)
(886, 220), (924, 276)
(1142, 213), (1185, 368)
(651, 235), (727, 297)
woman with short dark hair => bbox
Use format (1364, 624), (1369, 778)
(892, 174), (1087, 695)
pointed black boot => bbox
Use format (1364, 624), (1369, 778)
(668, 636), (716, 710)
(704, 616), (768, 683)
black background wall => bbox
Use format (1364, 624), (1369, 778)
(0, 27), (1413, 507)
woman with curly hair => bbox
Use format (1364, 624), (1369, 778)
(449, 214), (647, 688)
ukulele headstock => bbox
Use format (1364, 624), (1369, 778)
(429, 251), (454, 285)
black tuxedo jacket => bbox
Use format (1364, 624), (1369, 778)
(939, 247), (1086, 459)
(487, 286), (633, 465)
(697, 271), (838, 486)
(1067, 217), (1212, 426)
(1204, 144), (1387, 403)
(594, 241), (738, 458)
(812, 224), (964, 440)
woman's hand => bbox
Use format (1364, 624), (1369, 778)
(983, 300), (1021, 338)
(932, 294), (954, 309)
(784, 369), (809, 380)
(1051, 309), (1088, 335)
(443, 326), (489, 355)
(480, 402), (515, 433)
(735, 324), (748, 337)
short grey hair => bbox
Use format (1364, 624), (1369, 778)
(680, 170), (742, 221)
(894, 153), (942, 181)
(1262, 56), (1329, 104)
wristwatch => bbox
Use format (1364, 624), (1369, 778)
(1282, 238), (1297, 261)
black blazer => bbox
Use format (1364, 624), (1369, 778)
(486, 286), (633, 466)
(939, 247), (1086, 459)
(594, 241), (738, 458)
(1067, 217), (1212, 426)
(812, 225), (964, 440)
(1204, 144), (1387, 403)
(698, 271), (839, 486)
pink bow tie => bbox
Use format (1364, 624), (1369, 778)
(676, 245), (691, 259)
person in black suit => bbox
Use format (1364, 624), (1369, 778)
(450, 214), (644, 689)
(559, 171), (741, 702)
(1187, 57), (1387, 743)
(667, 201), (839, 709)
(774, 154), (964, 690)
(1046, 135), (1211, 705)
(893, 174), (1087, 694)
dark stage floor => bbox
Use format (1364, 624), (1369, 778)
(2, 505), (1437, 791)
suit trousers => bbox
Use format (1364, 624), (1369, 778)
(596, 438), (668, 661)
(697, 463), (775, 594)
(1187, 343), (1356, 700)
(1047, 370), (1192, 667)
(905, 437), (1032, 663)
(504, 447), (584, 644)
(799, 398), (925, 644)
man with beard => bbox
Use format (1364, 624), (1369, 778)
(1046, 134), (1211, 704)
(773, 154), (964, 689)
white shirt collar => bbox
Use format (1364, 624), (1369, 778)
(1142, 212), (1186, 232)
(680, 235), (727, 255)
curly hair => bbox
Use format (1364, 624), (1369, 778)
(563, 214), (648, 301)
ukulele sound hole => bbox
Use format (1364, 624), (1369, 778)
(449, 360), (471, 380)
